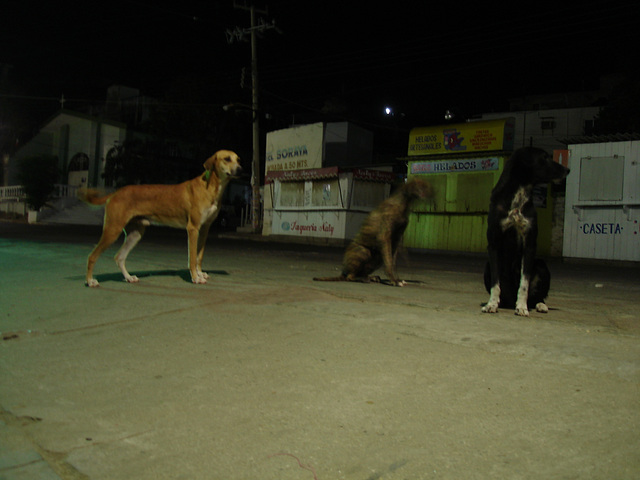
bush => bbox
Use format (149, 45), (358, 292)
(17, 155), (60, 210)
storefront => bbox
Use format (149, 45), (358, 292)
(262, 121), (391, 243)
(402, 117), (560, 255)
(265, 167), (396, 244)
(404, 117), (567, 255)
(563, 140), (640, 262)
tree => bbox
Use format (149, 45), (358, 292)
(17, 154), (60, 210)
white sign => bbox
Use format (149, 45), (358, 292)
(410, 157), (499, 174)
(271, 210), (345, 238)
(265, 123), (324, 174)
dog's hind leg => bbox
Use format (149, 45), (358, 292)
(515, 242), (539, 316)
(535, 302), (548, 313)
(529, 259), (550, 313)
(114, 219), (148, 283)
(86, 223), (125, 287)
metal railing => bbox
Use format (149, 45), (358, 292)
(0, 185), (25, 200)
(0, 184), (78, 201)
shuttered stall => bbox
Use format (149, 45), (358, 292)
(405, 118), (515, 253)
(563, 140), (640, 262)
(265, 167), (395, 244)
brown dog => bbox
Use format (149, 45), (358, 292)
(78, 150), (242, 287)
(313, 178), (433, 286)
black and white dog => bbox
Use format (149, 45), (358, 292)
(482, 147), (569, 316)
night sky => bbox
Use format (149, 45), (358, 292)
(2, 0), (640, 135)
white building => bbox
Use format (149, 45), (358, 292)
(7, 109), (126, 188)
(479, 106), (601, 153)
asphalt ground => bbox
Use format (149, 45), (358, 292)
(1, 220), (639, 479)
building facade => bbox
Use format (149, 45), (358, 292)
(8, 110), (126, 189)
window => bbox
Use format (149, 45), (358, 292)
(540, 118), (556, 130)
(68, 152), (89, 171)
(311, 179), (341, 207)
(351, 180), (385, 209)
(412, 174), (446, 213)
(579, 156), (624, 201)
(456, 173), (493, 212)
(279, 182), (305, 207)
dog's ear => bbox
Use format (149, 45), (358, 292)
(203, 153), (218, 173)
(202, 153), (219, 187)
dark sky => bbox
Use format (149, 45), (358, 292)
(2, 0), (640, 129)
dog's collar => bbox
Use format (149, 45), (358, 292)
(204, 170), (211, 182)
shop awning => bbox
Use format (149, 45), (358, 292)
(352, 168), (397, 183)
(265, 167), (339, 183)
(265, 167), (397, 183)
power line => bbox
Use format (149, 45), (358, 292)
(257, 2), (637, 87)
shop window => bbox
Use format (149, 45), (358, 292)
(351, 180), (385, 209)
(412, 174), (446, 213)
(279, 182), (305, 207)
(312, 179), (341, 207)
(456, 173), (493, 212)
(579, 156), (624, 201)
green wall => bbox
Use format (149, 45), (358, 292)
(406, 156), (555, 256)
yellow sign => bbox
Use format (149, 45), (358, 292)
(408, 117), (515, 156)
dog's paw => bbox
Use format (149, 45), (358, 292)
(481, 302), (499, 313)
(192, 274), (208, 285)
(515, 306), (530, 317)
(86, 278), (100, 288)
(124, 275), (139, 283)
(535, 302), (548, 313)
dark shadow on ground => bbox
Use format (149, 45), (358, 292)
(67, 269), (229, 285)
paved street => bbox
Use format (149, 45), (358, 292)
(1, 221), (639, 479)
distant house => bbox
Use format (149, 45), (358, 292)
(8, 109), (127, 188)
(479, 106), (601, 153)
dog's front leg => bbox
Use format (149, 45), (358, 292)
(187, 224), (207, 284)
(380, 234), (404, 287)
(515, 250), (535, 316)
(482, 247), (500, 313)
(195, 222), (213, 281)
(515, 268), (530, 316)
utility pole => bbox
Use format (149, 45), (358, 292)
(227, 3), (280, 233)
(249, 5), (260, 233)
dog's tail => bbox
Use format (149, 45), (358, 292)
(77, 188), (112, 206)
(313, 275), (347, 282)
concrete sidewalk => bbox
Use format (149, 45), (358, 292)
(1, 221), (639, 479)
